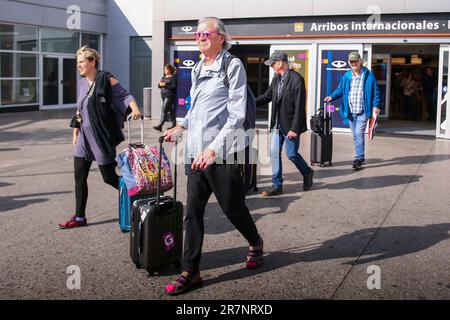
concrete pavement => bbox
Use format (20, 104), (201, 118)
(0, 109), (450, 300)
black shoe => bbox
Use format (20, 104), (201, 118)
(261, 186), (283, 197)
(153, 125), (162, 132)
(352, 159), (363, 170)
(167, 124), (177, 129)
(303, 170), (314, 191)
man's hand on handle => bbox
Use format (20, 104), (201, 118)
(163, 125), (185, 143)
(324, 96), (332, 102)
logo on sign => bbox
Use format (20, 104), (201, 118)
(181, 26), (193, 33)
(331, 60), (347, 69)
(294, 22), (304, 32)
(183, 60), (195, 67)
(163, 231), (175, 251)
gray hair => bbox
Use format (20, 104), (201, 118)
(197, 17), (232, 50)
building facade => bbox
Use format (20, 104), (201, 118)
(152, 0), (450, 139)
(1, 0), (449, 140)
(0, 0), (152, 112)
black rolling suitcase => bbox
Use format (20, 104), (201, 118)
(130, 137), (183, 275)
(310, 103), (333, 167)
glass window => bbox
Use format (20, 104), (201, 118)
(41, 28), (80, 54)
(0, 24), (38, 51)
(1, 53), (38, 78)
(1, 79), (38, 105)
(81, 33), (100, 51)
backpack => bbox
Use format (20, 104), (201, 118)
(221, 54), (256, 131)
(193, 54), (256, 131)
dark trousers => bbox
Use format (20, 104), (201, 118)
(183, 163), (261, 273)
(158, 97), (176, 127)
(74, 156), (119, 218)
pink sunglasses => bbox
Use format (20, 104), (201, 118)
(194, 31), (219, 40)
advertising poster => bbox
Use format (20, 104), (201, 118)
(284, 50), (309, 90)
(173, 50), (201, 118)
(320, 49), (353, 129)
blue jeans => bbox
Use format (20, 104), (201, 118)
(271, 129), (312, 189)
(348, 113), (369, 161)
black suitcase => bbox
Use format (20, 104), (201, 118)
(310, 103), (333, 167)
(130, 137), (183, 275)
(236, 146), (258, 194)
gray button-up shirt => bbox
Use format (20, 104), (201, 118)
(180, 50), (247, 160)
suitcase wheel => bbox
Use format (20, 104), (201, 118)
(147, 269), (155, 276)
(174, 261), (181, 269)
(253, 187), (259, 192)
(320, 164), (324, 168)
(329, 161), (332, 166)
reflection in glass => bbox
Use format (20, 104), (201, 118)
(63, 59), (77, 104)
(0, 24), (38, 51)
(81, 33), (100, 51)
(1, 79), (38, 105)
(0, 53), (38, 78)
(43, 57), (59, 105)
(41, 28), (80, 54)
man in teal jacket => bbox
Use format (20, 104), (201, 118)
(325, 51), (380, 170)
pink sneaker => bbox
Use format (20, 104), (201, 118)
(58, 216), (87, 229)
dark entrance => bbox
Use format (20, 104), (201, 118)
(229, 45), (270, 122)
(372, 44), (439, 136)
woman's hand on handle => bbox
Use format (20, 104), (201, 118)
(129, 101), (142, 120)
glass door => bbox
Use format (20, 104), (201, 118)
(43, 56), (59, 106)
(437, 45), (449, 139)
(42, 55), (76, 108)
(62, 58), (77, 105)
(371, 54), (391, 118)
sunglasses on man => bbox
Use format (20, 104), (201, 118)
(194, 31), (220, 40)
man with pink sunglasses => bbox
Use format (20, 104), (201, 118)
(163, 17), (264, 295)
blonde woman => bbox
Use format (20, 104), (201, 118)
(58, 46), (141, 229)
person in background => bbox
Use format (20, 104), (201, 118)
(324, 51), (380, 170)
(423, 67), (438, 121)
(255, 51), (314, 197)
(400, 71), (418, 121)
(58, 46), (141, 229)
(153, 64), (177, 131)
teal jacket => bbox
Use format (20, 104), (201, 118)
(330, 67), (380, 119)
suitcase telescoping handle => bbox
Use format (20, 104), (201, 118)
(156, 136), (177, 210)
(126, 114), (144, 145)
(323, 102), (332, 135)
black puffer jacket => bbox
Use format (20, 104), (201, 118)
(158, 75), (177, 99)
